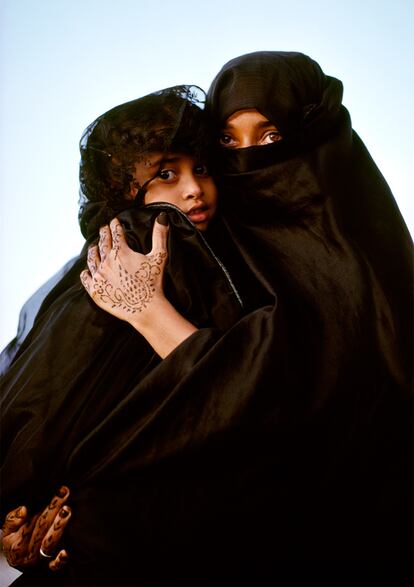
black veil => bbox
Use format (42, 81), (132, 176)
(78, 84), (210, 240)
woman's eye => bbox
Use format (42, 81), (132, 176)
(194, 164), (209, 177)
(219, 134), (236, 147)
(262, 131), (282, 144)
(158, 169), (176, 181)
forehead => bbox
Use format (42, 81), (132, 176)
(136, 151), (195, 168)
(224, 108), (272, 128)
(132, 151), (197, 179)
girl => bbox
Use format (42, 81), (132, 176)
(1, 85), (270, 586)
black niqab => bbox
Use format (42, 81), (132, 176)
(208, 50), (413, 381)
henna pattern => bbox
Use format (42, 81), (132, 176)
(92, 252), (167, 313)
(2, 493), (71, 568)
(111, 222), (123, 260)
(99, 228), (110, 262)
(4, 508), (22, 526)
(80, 270), (91, 293)
(87, 248), (98, 273)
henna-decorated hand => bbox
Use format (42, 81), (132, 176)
(81, 214), (169, 328)
(82, 212), (196, 357)
(1, 486), (71, 572)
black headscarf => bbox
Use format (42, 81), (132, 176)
(207, 51), (342, 136)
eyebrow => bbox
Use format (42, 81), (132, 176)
(158, 155), (180, 165)
(144, 155), (181, 169)
(223, 121), (279, 131)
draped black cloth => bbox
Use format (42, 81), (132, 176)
(205, 51), (413, 585)
(1, 54), (412, 587)
(0, 258), (78, 376)
(1, 203), (289, 586)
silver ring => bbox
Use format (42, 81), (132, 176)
(39, 547), (53, 559)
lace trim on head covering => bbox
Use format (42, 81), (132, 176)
(78, 85), (209, 240)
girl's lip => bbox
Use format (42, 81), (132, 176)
(187, 209), (209, 223)
(186, 204), (209, 223)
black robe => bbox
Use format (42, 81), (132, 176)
(206, 51), (413, 585)
(1, 53), (413, 586)
(1, 204), (294, 586)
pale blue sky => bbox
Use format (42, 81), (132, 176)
(1, 0), (413, 350)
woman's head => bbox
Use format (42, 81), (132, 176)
(207, 51), (343, 149)
(79, 86), (217, 236)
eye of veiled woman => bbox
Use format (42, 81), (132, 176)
(219, 134), (235, 147)
(262, 131), (282, 144)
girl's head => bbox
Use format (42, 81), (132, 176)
(129, 151), (216, 232)
(207, 51), (343, 150)
(79, 86), (217, 237)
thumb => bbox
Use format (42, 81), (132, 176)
(151, 212), (169, 253)
(2, 506), (27, 535)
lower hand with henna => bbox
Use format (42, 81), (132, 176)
(1, 486), (72, 572)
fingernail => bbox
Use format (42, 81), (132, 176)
(59, 507), (70, 518)
(57, 486), (69, 497)
(156, 212), (169, 226)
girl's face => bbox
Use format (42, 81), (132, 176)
(130, 153), (218, 232)
(220, 108), (282, 149)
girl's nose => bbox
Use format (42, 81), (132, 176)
(182, 175), (203, 199)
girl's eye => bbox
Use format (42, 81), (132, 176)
(194, 164), (209, 177)
(219, 134), (236, 147)
(158, 169), (176, 181)
(262, 131), (282, 144)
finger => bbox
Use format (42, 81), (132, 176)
(2, 506), (27, 534)
(49, 549), (69, 572)
(87, 245), (100, 274)
(3, 514), (39, 569)
(99, 225), (112, 262)
(4, 546), (21, 568)
(80, 269), (91, 293)
(28, 487), (70, 555)
(3, 525), (32, 567)
(17, 512), (39, 542)
(40, 506), (71, 558)
(109, 218), (127, 258)
(151, 213), (169, 254)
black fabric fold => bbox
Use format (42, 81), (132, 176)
(205, 51), (413, 585)
(1, 53), (413, 586)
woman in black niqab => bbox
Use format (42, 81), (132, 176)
(207, 51), (413, 585)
